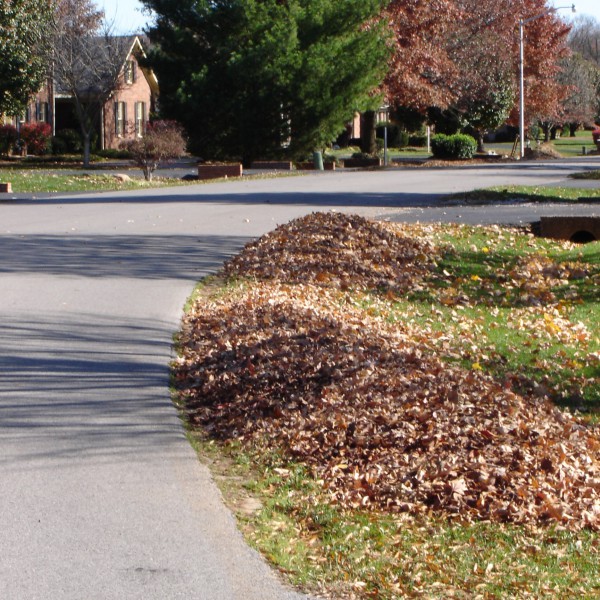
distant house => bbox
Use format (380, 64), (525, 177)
(5, 35), (158, 151)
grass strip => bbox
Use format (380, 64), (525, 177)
(445, 185), (600, 204)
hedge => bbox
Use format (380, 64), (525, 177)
(430, 133), (477, 159)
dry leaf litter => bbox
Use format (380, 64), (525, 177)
(176, 212), (599, 530)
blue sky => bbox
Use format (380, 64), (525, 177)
(550, 1), (599, 21)
(100, 0), (600, 35)
(100, 1), (150, 34)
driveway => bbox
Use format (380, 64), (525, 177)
(1, 163), (598, 599)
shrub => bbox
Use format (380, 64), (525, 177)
(50, 136), (66, 155)
(0, 124), (18, 156)
(121, 120), (187, 181)
(20, 123), (52, 155)
(53, 128), (82, 154)
(492, 126), (519, 143)
(408, 134), (427, 147)
(529, 124), (542, 142)
(430, 133), (477, 159)
(96, 148), (132, 160)
(376, 124), (402, 147)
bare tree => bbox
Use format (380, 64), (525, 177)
(121, 121), (187, 181)
(559, 52), (600, 134)
(48, 0), (130, 166)
(569, 14), (600, 66)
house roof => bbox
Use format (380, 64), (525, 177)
(53, 34), (158, 98)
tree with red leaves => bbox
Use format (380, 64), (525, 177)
(384, 0), (570, 145)
(384, 0), (459, 110)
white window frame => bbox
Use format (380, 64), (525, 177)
(124, 61), (135, 85)
(115, 101), (126, 137)
(135, 101), (145, 137)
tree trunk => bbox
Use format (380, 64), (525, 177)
(570, 123), (578, 137)
(541, 123), (551, 142)
(476, 131), (485, 153)
(83, 131), (91, 167)
(360, 111), (377, 155)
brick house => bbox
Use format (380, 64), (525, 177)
(8, 35), (158, 151)
(98, 36), (159, 149)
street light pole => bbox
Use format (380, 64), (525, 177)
(519, 17), (525, 159)
(518, 4), (575, 159)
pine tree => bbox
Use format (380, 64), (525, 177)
(142, 0), (391, 164)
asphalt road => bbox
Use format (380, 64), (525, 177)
(1, 161), (598, 599)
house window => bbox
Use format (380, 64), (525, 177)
(115, 101), (126, 136)
(135, 101), (146, 136)
(124, 60), (136, 84)
(38, 102), (49, 123)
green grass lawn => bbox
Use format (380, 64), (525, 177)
(478, 129), (597, 158)
(176, 220), (599, 599)
(332, 129), (597, 161)
(446, 185), (600, 204)
(0, 169), (191, 193)
(553, 129), (597, 157)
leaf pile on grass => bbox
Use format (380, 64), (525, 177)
(524, 143), (563, 159)
(176, 212), (599, 531)
(224, 212), (439, 292)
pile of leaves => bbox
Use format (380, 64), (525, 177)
(524, 143), (563, 160)
(176, 212), (600, 530)
(224, 212), (439, 292)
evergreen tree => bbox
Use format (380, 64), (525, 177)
(0, 0), (50, 117)
(142, 0), (390, 164)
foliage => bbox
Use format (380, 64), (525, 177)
(430, 133), (476, 159)
(385, 0), (459, 110)
(384, 0), (570, 139)
(121, 120), (187, 181)
(408, 133), (427, 146)
(0, 124), (18, 156)
(20, 122), (52, 155)
(0, 0), (50, 117)
(569, 13), (600, 66)
(95, 147), (131, 159)
(51, 128), (83, 154)
(142, 0), (391, 164)
(558, 52), (600, 131)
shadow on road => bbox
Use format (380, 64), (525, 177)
(0, 234), (250, 278)
(0, 314), (185, 468)
(5, 189), (447, 207)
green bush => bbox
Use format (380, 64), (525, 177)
(431, 133), (477, 159)
(53, 129), (82, 154)
(95, 148), (132, 159)
(50, 136), (66, 155)
(529, 124), (542, 142)
(398, 130), (409, 148)
(408, 134), (427, 147)
(376, 123), (401, 147)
